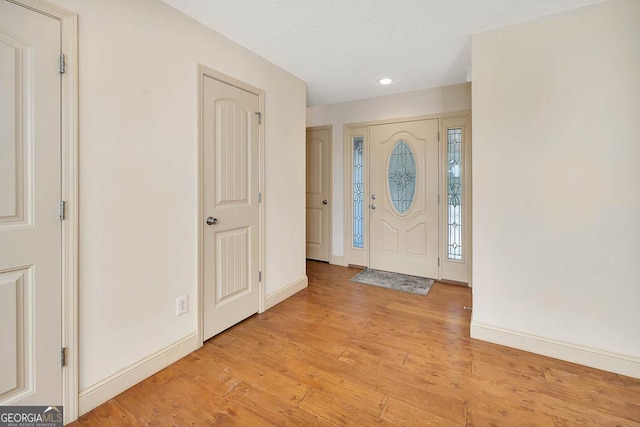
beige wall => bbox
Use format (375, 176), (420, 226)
(471, 0), (640, 376)
(54, 0), (306, 395)
(306, 83), (471, 261)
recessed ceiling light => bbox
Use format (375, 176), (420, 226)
(378, 77), (393, 85)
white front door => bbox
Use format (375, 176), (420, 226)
(202, 76), (260, 341)
(0, 1), (63, 406)
(305, 127), (330, 262)
(369, 119), (439, 278)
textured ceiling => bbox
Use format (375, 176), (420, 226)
(159, 0), (610, 106)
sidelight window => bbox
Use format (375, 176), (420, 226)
(447, 128), (463, 260)
(352, 136), (364, 248)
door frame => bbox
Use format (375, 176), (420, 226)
(7, 0), (79, 422)
(305, 125), (332, 263)
(343, 111), (471, 283)
(197, 65), (266, 345)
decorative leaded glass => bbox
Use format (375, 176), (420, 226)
(352, 136), (364, 248)
(388, 141), (416, 214)
(447, 128), (463, 260)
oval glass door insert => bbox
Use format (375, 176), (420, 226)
(388, 140), (416, 214)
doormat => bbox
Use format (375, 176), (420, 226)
(350, 268), (435, 296)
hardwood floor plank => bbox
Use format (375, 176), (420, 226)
(463, 372), (640, 426)
(365, 325), (473, 368)
(223, 319), (290, 353)
(470, 358), (546, 384)
(338, 341), (408, 368)
(543, 364), (625, 388)
(621, 374), (640, 389)
(280, 341), (468, 425)
(556, 411), (640, 427)
(69, 400), (142, 427)
(116, 375), (252, 425)
(172, 353), (244, 397)
(225, 382), (336, 426)
(380, 397), (464, 427)
(258, 317), (349, 357)
(298, 389), (396, 426)
(466, 406), (556, 427)
(73, 260), (640, 426)
(204, 340), (310, 407)
(223, 335), (389, 417)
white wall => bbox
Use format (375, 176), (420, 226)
(306, 84), (471, 261)
(53, 0), (306, 396)
(471, 0), (640, 377)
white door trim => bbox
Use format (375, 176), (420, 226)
(8, 0), (79, 422)
(197, 65), (266, 346)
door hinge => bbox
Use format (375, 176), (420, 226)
(59, 53), (65, 74)
(258, 271), (262, 282)
(438, 257), (441, 267)
(438, 131), (440, 141)
(59, 200), (66, 220)
(258, 192), (262, 203)
(61, 347), (67, 367)
(438, 194), (440, 204)
(255, 112), (262, 125)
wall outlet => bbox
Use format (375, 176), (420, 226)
(176, 295), (188, 316)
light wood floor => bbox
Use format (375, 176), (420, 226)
(71, 261), (640, 426)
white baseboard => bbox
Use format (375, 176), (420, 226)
(470, 321), (640, 379)
(330, 255), (347, 267)
(78, 333), (200, 415)
(265, 276), (308, 310)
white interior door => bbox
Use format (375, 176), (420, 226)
(0, 1), (63, 406)
(306, 127), (330, 262)
(203, 76), (260, 341)
(369, 119), (439, 278)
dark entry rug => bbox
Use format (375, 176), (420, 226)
(350, 268), (435, 296)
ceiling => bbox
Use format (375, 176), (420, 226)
(160, 0), (609, 106)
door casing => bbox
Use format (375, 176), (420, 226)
(343, 111), (472, 284)
(197, 65), (266, 345)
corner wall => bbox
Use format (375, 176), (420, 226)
(306, 84), (471, 262)
(53, 0), (307, 410)
(471, 0), (640, 377)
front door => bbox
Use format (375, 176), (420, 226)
(0, 1), (63, 406)
(305, 127), (330, 262)
(202, 76), (261, 340)
(369, 119), (439, 278)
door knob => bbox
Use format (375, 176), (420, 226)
(370, 204), (377, 210)
(322, 200), (328, 205)
(206, 217), (218, 225)
(371, 194), (377, 200)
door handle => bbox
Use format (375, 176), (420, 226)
(206, 217), (218, 225)
(370, 204), (377, 210)
(322, 200), (328, 205)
